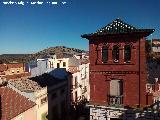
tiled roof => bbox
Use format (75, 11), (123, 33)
(68, 67), (80, 73)
(7, 63), (24, 69)
(0, 64), (7, 72)
(9, 78), (42, 92)
(0, 87), (36, 120)
(0, 63), (24, 72)
(153, 91), (160, 97)
(79, 59), (89, 65)
(6, 72), (31, 80)
(81, 18), (155, 38)
(9, 73), (66, 92)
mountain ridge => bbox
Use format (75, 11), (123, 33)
(0, 46), (88, 63)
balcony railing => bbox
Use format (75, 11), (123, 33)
(107, 94), (123, 106)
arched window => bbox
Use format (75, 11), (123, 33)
(124, 45), (131, 62)
(112, 45), (119, 62)
(102, 46), (108, 63)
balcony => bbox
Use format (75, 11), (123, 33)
(107, 94), (123, 107)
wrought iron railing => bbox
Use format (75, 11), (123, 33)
(107, 94), (123, 106)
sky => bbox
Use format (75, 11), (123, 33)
(0, 0), (160, 54)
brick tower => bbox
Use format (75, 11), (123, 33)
(81, 18), (154, 107)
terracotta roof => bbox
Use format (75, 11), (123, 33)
(153, 91), (160, 97)
(79, 59), (89, 64)
(0, 63), (24, 72)
(68, 67), (80, 73)
(81, 18), (155, 38)
(9, 73), (66, 92)
(6, 72), (31, 80)
(7, 63), (24, 69)
(0, 64), (7, 72)
(0, 87), (36, 120)
(9, 78), (42, 92)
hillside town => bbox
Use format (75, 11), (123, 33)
(1, 18), (160, 120)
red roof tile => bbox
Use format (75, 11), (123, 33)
(153, 91), (160, 97)
(0, 63), (24, 72)
(79, 59), (90, 65)
(6, 72), (31, 80)
(0, 64), (7, 72)
(0, 87), (36, 120)
(68, 67), (80, 73)
(7, 63), (24, 69)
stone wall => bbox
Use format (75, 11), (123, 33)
(89, 105), (160, 120)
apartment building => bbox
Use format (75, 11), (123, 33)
(66, 55), (90, 107)
(28, 54), (70, 77)
(0, 63), (30, 79)
(27, 56), (56, 77)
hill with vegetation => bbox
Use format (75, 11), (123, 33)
(0, 46), (87, 63)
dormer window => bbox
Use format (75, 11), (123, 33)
(124, 45), (131, 63)
(102, 46), (108, 63)
(112, 45), (119, 63)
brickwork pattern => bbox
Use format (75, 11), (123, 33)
(89, 37), (148, 106)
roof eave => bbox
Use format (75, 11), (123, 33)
(81, 29), (155, 40)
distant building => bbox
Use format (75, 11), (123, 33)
(27, 55), (56, 77)
(27, 53), (90, 109)
(69, 58), (90, 106)
(74, 52), (89, 60)
(0, 63), (30, 80)
(146, 58), (160, 105)
(81, 18), (154, 119)
(0, 86), (36, 120)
